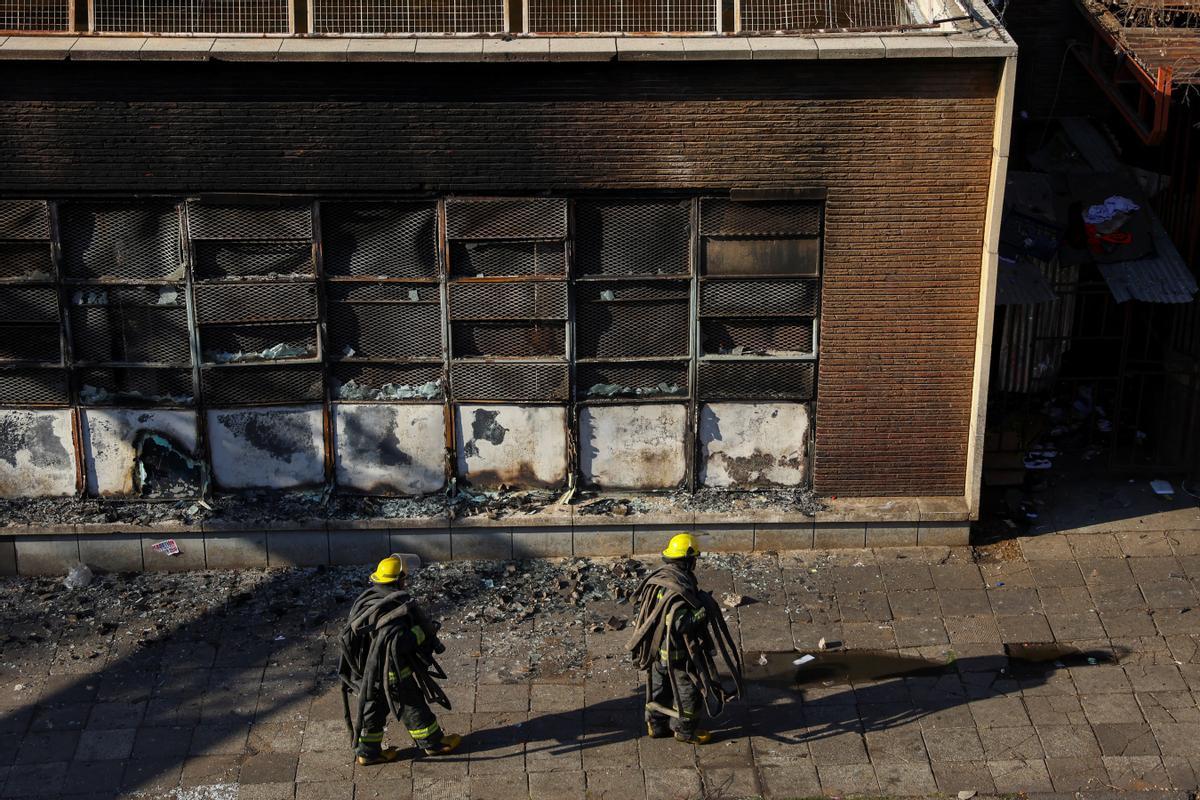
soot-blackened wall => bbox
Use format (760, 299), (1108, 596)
(0, 57), (1001, 497)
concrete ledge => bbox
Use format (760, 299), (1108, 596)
(0, 33), (1015, 63)
(747, 37), (818, 60)
(882, 36), (955, 57)
(209, 38), (282, 61)
(483, 37), (549, 61)
(615, 37), (686, 60)
(0, 495), (980, 573)
(70, 37), (146, 60)
(548, 37), (615, 61)
(266, 530), (329, 567)
(413, 38), (483, 61)
(278, 37), (349, 61)
(815, 35), (886, 59)
(0, 538), (16, 576)
(390, 529), (452, 563)
(0, 36), (76, 59)
(346, 38), (417, 60)
(140, 37), (214, 60)
(14, 536), (80, 575)
(950, 34), (1017, 57)
(79, 534), (144, 572)
(682, 38), (752, 60)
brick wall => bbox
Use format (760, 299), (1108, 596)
(0, 58), (1001, 497)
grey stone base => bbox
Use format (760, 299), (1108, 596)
(1, 517), (971, 575)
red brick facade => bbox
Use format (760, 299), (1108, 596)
(0, 58), (1002, 497)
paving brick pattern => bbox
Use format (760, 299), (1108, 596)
(5, 530), (1200, 798)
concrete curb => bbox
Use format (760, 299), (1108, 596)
(1, 516), (973, 575)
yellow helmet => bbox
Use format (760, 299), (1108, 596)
(369, 555), (406, 584)
(662, 533), (701, 560)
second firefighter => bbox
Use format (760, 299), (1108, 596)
(627, 533), (744, 744)
(337, 555), (462, 765)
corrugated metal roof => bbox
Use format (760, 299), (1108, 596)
(1098, 215), (1200, 303)
(996, 257), (1057, 306)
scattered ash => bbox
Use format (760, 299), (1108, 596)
(574, 487), (826, 518)
(0, 481), (822, 530)
(0, 556), (656, 684)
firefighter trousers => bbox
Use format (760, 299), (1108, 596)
(355, 675), (444, 755)
(645, 662), (700, 736)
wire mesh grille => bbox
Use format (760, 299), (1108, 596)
(59, 203), (182, 281)
(445, 199), (568, 241)
(0, 241), (55, 281)
(575, 200), (691, 277)
(449, 282), (568, 320)
(0, 0), (70, 30)
(451, 322), (565, 358)
(0, 201), (49, 240)
(700, 200), (822, 236)
(193, 241), (314, 279)
(77, 367), (195, 406)
(93, 0), (290, 33)
(700, 319), (813, 355)
(528, 0), (717, 32)
(201, 364), (324, 405)
(69, 306), (192, 364)
(0, 367), (68, 405)
(698, 359), (815, 400)
(187, 202), (311, 241)
(321, 203), (438, 279)
(576, 301), (689, 358)
(331, 363), (443, 401)
(0, 286), (58, 323)
(325, 282), (439, 304)
(312, 0), (504, 34)
(575, 280), (689, 302)
(450, 241), (566, 278)
(700, 278), (819, 317)
(0, 325), (61, 362)
(329, 304), (442, 359)
(736, 0), (916, 31)
(451, 361), (568, 401)
(576, 361), (688, 399)
(200, 323), (318, 363)
(193, 281), (318, 324)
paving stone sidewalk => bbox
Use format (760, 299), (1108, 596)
(5, 529), (1200, 799)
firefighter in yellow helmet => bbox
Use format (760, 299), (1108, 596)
(337, 555), (462, 765)
(626, 533), (743, 744)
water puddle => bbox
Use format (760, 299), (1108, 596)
(745, 643), (1122, 687)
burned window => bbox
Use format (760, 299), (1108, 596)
(321, 202), (444, 402)
(57, 202), (193, 407)
(0, 201), (66, 406)
(444, 198), (569, 402)
(188, 201), (320, 406)
(573, 200), (691, 401)
(697, 199), (821, 400)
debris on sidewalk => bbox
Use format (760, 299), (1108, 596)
(63, 562), (93, 590)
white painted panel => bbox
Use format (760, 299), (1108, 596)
(580, 404), (687, 490)
(334, 403), (446, 495)
(207, 406), (324, 490)
(454, 405), (567, 489)
(700, 402), (809, 488)
(82, 409), (198, 497)
(0, 409), (77, 497)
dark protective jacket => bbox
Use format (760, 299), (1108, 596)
(626, 562), (743, 719)
(337, 583), (450, 745)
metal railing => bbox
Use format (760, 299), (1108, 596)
(735, 0), (916, 32)
(92, 0), (291, 33)
(526, 0), (718, 33)
(311, 0), (506, 33)
(0, 0), (71, 31)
